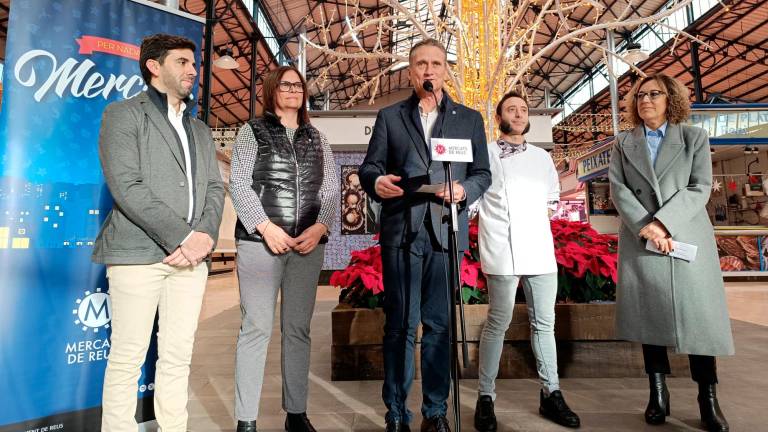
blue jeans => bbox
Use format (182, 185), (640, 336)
(478, 273), (560, 399)
(381, 227), (454, 424)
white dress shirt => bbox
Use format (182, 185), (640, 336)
(167, 101), (194, 228)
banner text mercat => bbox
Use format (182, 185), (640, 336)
(14, 49), (146, 102)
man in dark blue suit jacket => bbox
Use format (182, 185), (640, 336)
(359, 39), (491, 432)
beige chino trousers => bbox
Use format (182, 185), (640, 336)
(101, 262), (207, 432)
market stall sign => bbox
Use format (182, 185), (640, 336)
(577, 145), (612, 182)
(688, 106), (768, 143)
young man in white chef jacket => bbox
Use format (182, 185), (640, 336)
(473, 91), (581, 431)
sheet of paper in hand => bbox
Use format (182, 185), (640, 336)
(415, 183), (447, 194)
(645, 239), (698, 262)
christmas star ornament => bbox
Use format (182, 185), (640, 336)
(712, 178), (722, 193)
(727, 178), (738, 192)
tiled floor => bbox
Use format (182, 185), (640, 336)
(179, 272), (768, 431)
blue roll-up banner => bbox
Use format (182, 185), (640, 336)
(0, 1), (204, 430)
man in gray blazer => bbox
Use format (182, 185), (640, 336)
(92, 34), (224, 432)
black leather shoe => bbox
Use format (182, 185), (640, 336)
(385, 420), (412, 432)
(645, 373), (670, 425)
(698, 384), (729, 432)
(285, 412), (317, 432)
(420, 415), (451, 432)
(236, 420), (257, 432)
(474, 395), (497, 431)
(539, 390), (581, 428)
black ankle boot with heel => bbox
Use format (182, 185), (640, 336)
(698, 383), (729, 432)
(645, 373), (670, 425)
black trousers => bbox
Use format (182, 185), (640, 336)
(642, 344), (718, 384)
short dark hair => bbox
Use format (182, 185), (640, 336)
(139, 33), (197, 83)
(495, 90), (529, 116)
(496, 90), (530, 134)
(626, 73), (691, 126)
(408, 38), (448, 63)
(262, 65), (310, 125)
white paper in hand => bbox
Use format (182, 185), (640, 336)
(415, 183), (446, 193)
(645, 239), (698, 262)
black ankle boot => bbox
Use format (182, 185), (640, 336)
(236, 420), (257, 432)
(698, 383), (729, 432)
(645, 373), (670, 425)
(285, 412), (317, 432)
(474, 395), (497, 431)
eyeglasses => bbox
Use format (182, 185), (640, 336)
(278, 81), (304, 93)
(635, 90), (666, 101)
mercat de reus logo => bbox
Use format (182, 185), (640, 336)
(73, 288), (111, 332)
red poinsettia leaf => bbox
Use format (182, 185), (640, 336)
(598, 264), (612, 278)
(461, 257), (479, 287)
(329, 270), (343, 287)
(476, 274), (487, 290)
(589, 256), (603, 276)
(358, 266), (380, 290)
(371, 277), (384, 295)
(555, 251), (575, 268)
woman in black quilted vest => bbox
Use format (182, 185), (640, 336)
(229, 65), (339, 432)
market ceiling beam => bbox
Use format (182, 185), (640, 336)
(554, 0), (767, 147)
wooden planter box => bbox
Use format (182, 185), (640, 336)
(331, 303), (690, 381)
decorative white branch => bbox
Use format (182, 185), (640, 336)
(300, 0), (701, 116)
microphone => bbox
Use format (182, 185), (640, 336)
(422, 80), (440, 119)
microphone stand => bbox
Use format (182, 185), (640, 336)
(444, 160), (470, 432)
(427, 83), (469, 432)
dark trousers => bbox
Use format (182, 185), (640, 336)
(642, 344), (718, 384)
(381, 225), (456, 424)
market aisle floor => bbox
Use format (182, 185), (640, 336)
(180, 273), (768, 431)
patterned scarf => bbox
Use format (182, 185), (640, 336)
(497, 139), (527, 159)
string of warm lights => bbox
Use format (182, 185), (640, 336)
(455, 0), (505, 122)
(554, 113), (634, 133)
(551, 146), (600, 163)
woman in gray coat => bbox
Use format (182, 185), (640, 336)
(608, 73), (734, 432)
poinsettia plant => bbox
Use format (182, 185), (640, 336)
(331, 219), (618, 309)
(551, 219), (618, 303)
(330, 235), (385, 309)
(460, 219), (488, 304)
